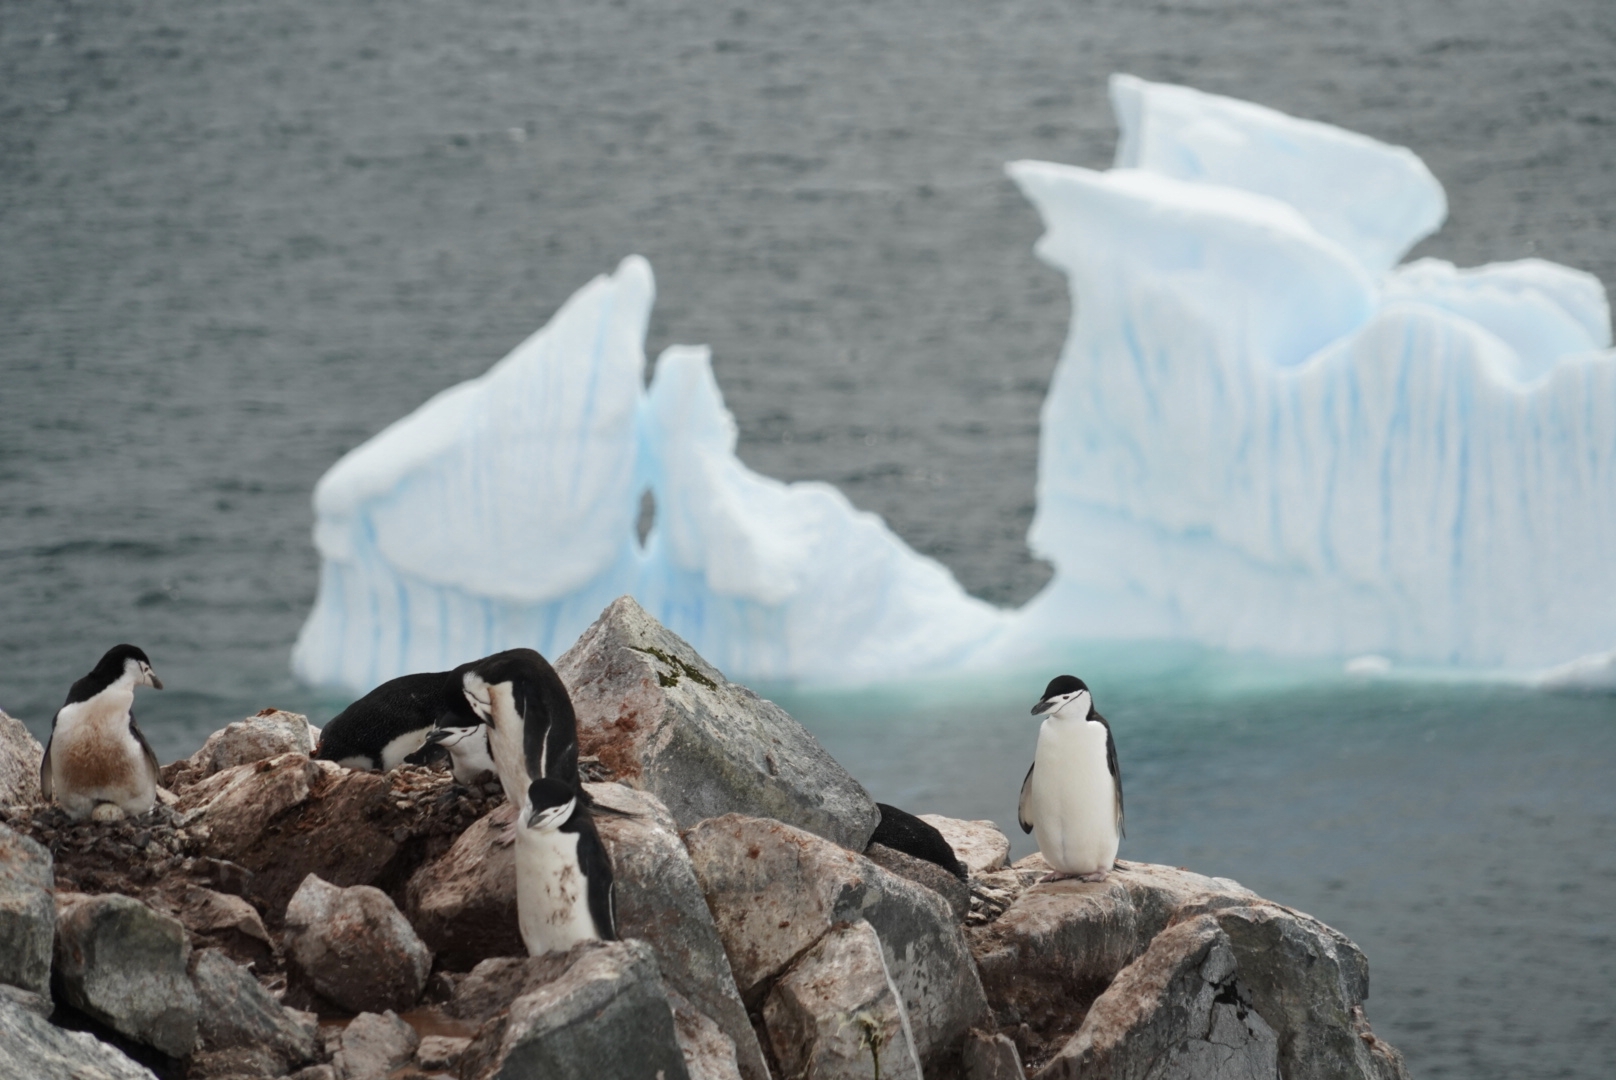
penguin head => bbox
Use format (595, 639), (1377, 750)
(524, 776), (578, 832)
(426, 724), (480, 750)
(1032, 674), (1090, 717)
(96, 644), (164, 690)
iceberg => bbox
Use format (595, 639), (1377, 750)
(292, 258), (1006, 691)
(995, 75), (1616, 672)
(294, 75), (1616, 694)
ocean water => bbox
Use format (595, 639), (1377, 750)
(3, 1), (1614, 1076)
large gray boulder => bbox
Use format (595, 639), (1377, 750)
(763, 919), (924, 1080)
(331, 1010), (419, 1080)
(189, 947), (319, 1076)
(920, 814), (1011, 875)
(687, 813), (990, 1075)
(0, 708), (44, 806)
(0, 821), (55, 996)
(1212, 905), (1409, 1080)
(163, 710), (316, 789)
(590, 783), (769, 1080)
(968, 858), (1260, 1052)
(283, 874), (433, 1015)
(0, 994), (158, 1080)
(556, 596), (880, 850)
(458, 940), (691, 1080)
(667, 988), (745, 1080)
(1035, 914), (1278, 1080)
(52, 892), (200, 1057)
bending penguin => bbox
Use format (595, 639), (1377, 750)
(41, 644), (165, 822)
(315, 664), (479, 773)
(514, 775), (617, 954)
(460, 648), (583, 837)
(1018, 675), (1124, 883)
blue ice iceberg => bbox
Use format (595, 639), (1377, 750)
(294, 75), (1616, 693)
(292, 257), (1006, 690)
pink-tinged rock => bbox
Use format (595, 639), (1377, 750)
(416, 1034), (472, 1072)
(686, 813), (989, 1076)
(283, 874), (432, 1015)
(0, 709), (44, 806)
(404, 809), (524, 971)
(332, 1009), (418, 1080)
(763, 920), (924, 1080)
(555, 596), (879, 850)
(969, 858), (1260, 1056)
(964, 1030), (1027, 1080)
(163, 710), (317, 790)
(667, 988), (743, 1080)
(172, 883), (275, 970)
(919, 814), (1011, 875)
(1035, 914), (1277, 1080)
(456, 940), (690, 1080)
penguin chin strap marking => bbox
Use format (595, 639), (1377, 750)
(527, 798), (576, 833)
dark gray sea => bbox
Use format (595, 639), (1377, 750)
(3, 2), (1613, 1076)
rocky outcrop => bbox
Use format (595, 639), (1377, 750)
(762, 919), (924, 1080)
(53, 892), (200, 1058)
(867, 840), (972, 920)
(456, 940), (691, 1080)
(556, 595), (880, 850)
(0, 708), (44, 806)
(403, 809), (525, 970)
(687, 813), (991, 1076)
(171, 883), (276, 971)
(283, 874), (432, 1015)
(162, 709), (316, 789)
(921, 814), (1011, 875)
(0, 821), (55, 997)
(668, 988), (745, 1080)
(331, 1010), (418, 1080)
(1036, 914), (1278, 1080)
(0, 993), (158, 1080)
(188, 947), (319, 1077)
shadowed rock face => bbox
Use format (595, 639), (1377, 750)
(282, 874), (433, 1016)
(556, 596), (881, 850)
(456, 940), (691, 1080)
(686, 812), (991, 1076)
(0, 994), (157, 1080)
(0, 822), (55, 997)
(52, 892), (200, 1058)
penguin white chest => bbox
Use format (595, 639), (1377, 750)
(50, 689), (155, 819)
(484, 684), (531, 807)
(1029, 716), (1119, 875)
(514, 827), (600, 955)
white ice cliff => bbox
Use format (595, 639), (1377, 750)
(295, 75), (1616, 692)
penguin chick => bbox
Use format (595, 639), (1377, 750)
(514, 776), (616, 955)
(1019, 675), (1124, 883)
(461, 648), (582, 842)
(422, 723), (497, 786)
(316, 664), (478, 772)
(41, 644), (164, 822)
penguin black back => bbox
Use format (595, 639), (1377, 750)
(317, 664), (479, 771)
(867, 803), (968, 881)
(466, 648), (581, 790)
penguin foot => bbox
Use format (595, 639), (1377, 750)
(1040, 869), (1110, 884)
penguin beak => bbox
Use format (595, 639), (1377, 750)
(1031, 697), (1056, 715)
(144, 665), (164, 690)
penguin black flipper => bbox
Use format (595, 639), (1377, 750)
(576, 818), (618, 941)
(1093, 710), (1124, 838)
(1018, 762), (1035, 834)
(868, 803), (967, 881)
(39, 733), (54, 802)
(131, 714), (161, 791)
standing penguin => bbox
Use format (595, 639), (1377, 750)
(460, 648), (581, 818)
(41, 644), (165, 821)
(315, 664), (479, 772)
(513, 775), (616, 955)
(1018, 675), (1124, 882)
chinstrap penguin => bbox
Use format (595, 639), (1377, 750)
(41, 644), (165, 822)
(461, 648), (583, 840)
(1018, 675), (1124, 882)
(513, 776), (617, 955)
(422, 723), (498, 786)
(315, 664), (479, 773)
(868, 802), (967, 881)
